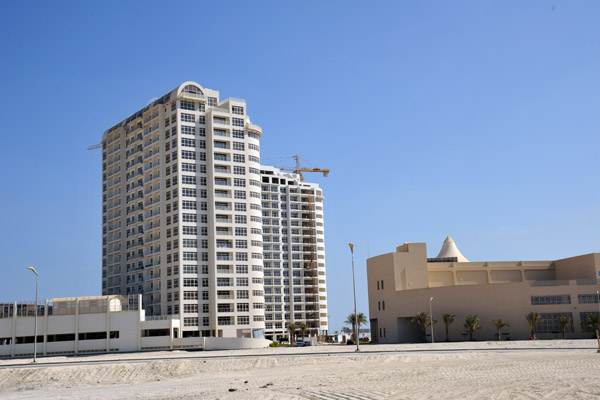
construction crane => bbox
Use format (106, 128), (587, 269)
(87, 143), (102, 150)
(276, 154), (329, 181)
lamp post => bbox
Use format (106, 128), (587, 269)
(26, 267), (39, 363)
(349, 242), (359, 352)
(429, 297), (434, 344)
(597, 289), (600, 353)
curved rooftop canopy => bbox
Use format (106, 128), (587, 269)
(436, 236), (469, 262)
(181, 84), (204, 95)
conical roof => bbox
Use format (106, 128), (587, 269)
(436, 236), (469, 262)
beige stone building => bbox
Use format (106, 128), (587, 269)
(367, 237), (600, 343)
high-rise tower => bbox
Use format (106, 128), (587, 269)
(101, 82), (265, 338)
(259, 166), (328, 340)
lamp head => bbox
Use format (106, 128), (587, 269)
(430, 297), (434, 301)
(348, 242), (354, 252)
(27, 266), (38, 276)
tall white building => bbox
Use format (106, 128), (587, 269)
(259, 167), (328, 340)
(101, 82), (266, 338)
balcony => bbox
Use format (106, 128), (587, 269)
(145, 234), (160, 243)
(144, 162), (159, 171)
(214, 154), (231, 162)
(180, 91), (206, 101)
(144, 247), (161, 256)
(214, 167), (230, 174)
(214, 129), (229, 138)
(144, 210), (160, 219)
(214, 179), (230, 186)
(246, 122), (262, 135)
(214, 142), (230, 150)
(144, 174), (159, 184)
(144, 185), (160, 195)
(216, 269), (233, 274)
(144, 272), (161, 280)
(214, 188), (231, 198)
(143, 125), (158, 137)
(144, 222), (160, 231)
(145, 149), (160, 158)
(144, 136), (160, 148)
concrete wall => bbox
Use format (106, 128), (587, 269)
(554, 253), (599, 281)
(394, 243), (429, 290)
(1, 307), (270, 358)
(204, 337), (270, 350)
(0, 306), (158, 358)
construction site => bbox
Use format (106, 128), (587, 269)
(260, 155), (329, 341)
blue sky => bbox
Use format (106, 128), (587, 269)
(1, 1), (599, 333)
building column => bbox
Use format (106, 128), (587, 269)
(169, 319), (174, 350)
(106, 296), (111, 352)
(74, 298), (80, 354)
(136, 294), (142, 351)
(43, 300), (48, 356)
(11, 302), (16, 357)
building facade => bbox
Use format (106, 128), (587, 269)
(101, 82), (328, 341)
(260, 167), (328, 340)
(101, 82), (266, 339)
(367, 237), (600, 343)
(0, 295), (269, 358)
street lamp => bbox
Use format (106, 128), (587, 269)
(26, 267), (39, 363)
(429, 297), (434, 344)
(349, 242), (359, 352)
(597, 289), (600, 354)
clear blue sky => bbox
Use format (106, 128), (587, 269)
(1, 1), (599, 333)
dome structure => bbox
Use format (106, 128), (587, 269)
(436, 236), (469, 262)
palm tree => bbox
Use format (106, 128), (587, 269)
(584, 313), (600, 353)
(558, 315), (571, 339)
(287, 323), (297, 345)
(491, 319), (510, 340)
(464, 314), (481, 341)
(411, 312), (435, 342)
(345, 312), (367, 341)
(442, 313), (455, 342)
(297, 322), (308, 340)
(526, 312), (542, 339)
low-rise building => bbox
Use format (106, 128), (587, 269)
(367, 237), (600, 343)
(0, 295), (268, 358)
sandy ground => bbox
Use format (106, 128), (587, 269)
(1, 340), (599, 399)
